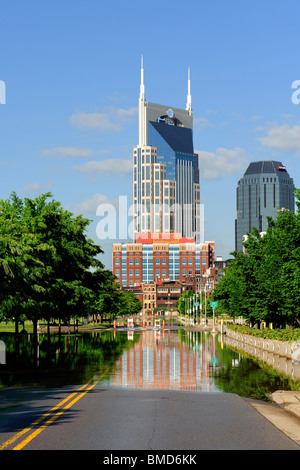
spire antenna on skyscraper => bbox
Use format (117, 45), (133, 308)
(138, 54), (147, 146)
(140, 54), (145, 100)
(186, 66), (192, 115)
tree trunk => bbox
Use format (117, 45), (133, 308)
(33, 319), (38, 367)
(15, 318), (19, 358)
(47, 319), (50, 339)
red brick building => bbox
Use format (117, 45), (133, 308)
(113, 234), (215, 288)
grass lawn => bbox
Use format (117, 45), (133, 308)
(0, 321), (33, 333)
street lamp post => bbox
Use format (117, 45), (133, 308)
(212, 307), (216, 333)
(210, 300), (218, 333)
(193, 293), (195, 325)
(204, 282), (208, 327)
(199, 285), (204, 325)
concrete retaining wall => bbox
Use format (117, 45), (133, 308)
(222, 328), (300, 381)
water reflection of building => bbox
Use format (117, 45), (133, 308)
(111, 331), (219, 392)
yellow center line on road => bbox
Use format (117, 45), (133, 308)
(0, 372), (108, 451)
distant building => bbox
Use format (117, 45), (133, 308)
(235, 161), (294, 253)
(113, 235), (215, 288)
(214, 256), (232, 277)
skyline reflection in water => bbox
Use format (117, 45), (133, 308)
(103, 330), (221, 392)
(1, 328), (298, 400)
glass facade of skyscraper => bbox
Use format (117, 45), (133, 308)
(235, 161), (294, 252)
(147, 119), (199, 239)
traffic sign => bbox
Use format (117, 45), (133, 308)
(210, 301), (218, 309)
(194, 302), (199, 306)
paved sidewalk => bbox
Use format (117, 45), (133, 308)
(247, 391), (300, 446)
(268, 391), (300, 418)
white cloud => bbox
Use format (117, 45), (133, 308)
(75, 158), (132, 175)
(42, 147), (94, 158)
(194, 117), (213, 129)
(114, 107), (138, 121)
(196, 147), (249, 180)
(73, 193), (118, 216)
(19, 181), (52, 195)
(258, 124), (300, 154)
(69, 106), (138, 132)
(70, 112), (121, 131)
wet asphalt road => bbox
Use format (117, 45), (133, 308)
(0, 385), (299, 451)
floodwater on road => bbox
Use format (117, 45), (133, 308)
(0, 328), (299, 401)
(102, 329), (221, 392)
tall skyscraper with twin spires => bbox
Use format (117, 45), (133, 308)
(133, 57), (200, 242)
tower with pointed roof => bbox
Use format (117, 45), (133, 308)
(133, 58), (200, 242)
(235, 160), (295, 252)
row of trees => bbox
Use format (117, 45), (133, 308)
(211, 189), (300, 328)
(0, 192), (142, 339)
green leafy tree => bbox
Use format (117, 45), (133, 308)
(116, 290), (142, 317)
(176, 290), (195, 315)
(85, 269), (120, 323)
(213, 189), (300, 328)
(0, 192), (105, 343)
(0, 193), (55, 336)
(21, 193), (104, 333)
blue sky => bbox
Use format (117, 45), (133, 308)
(1, 0), (300, 269)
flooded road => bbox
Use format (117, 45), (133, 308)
(102, 329), (221, 392)
(1, 328), (299, 401)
